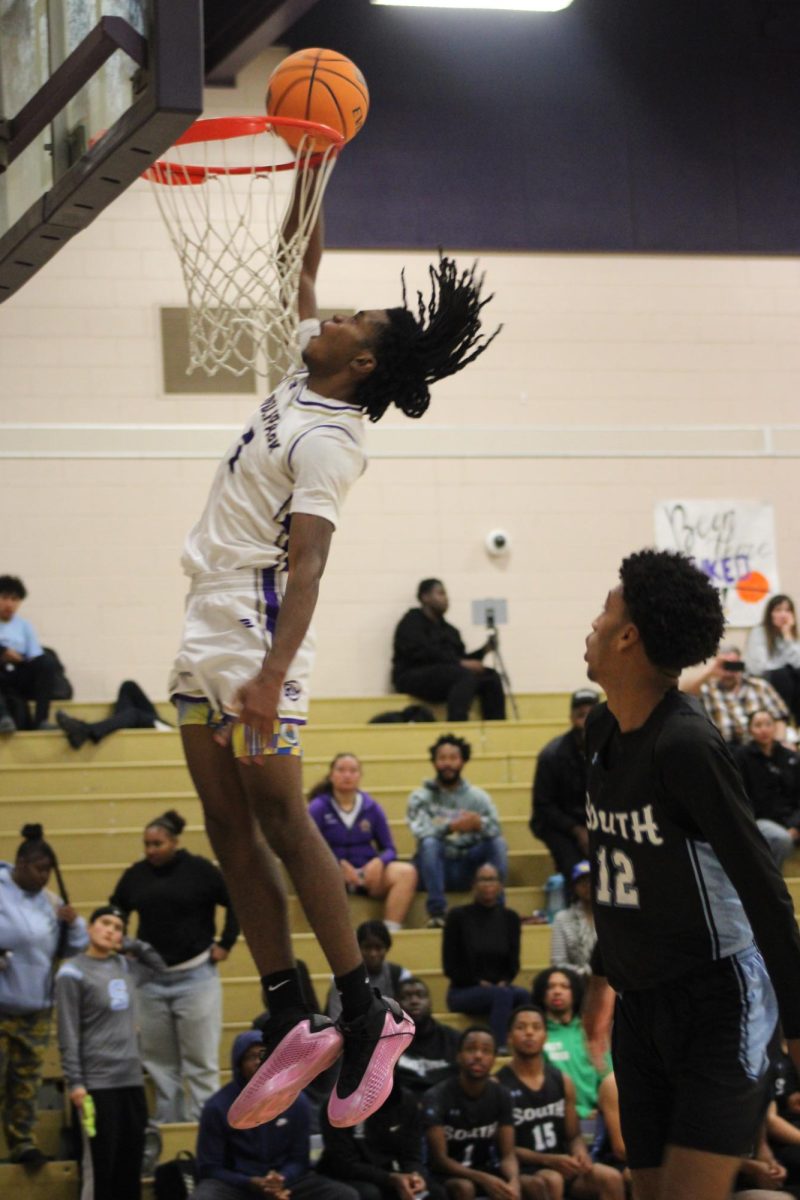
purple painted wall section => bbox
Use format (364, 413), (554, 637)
(284, 0), (800, 253)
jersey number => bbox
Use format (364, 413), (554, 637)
(228, 427), (255, 473)
(595, 846), (639, 908)
(531, 1123), (557, 1152)
(462, 1143), (474, 1167)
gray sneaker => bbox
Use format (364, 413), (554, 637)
(0, 715), (16, 734)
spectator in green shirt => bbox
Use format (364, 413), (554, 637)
(532, 967), (609, 1118)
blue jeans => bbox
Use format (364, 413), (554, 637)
(447, 983), (531, 1048)
(416, 835), (508, 916)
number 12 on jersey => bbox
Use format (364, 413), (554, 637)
(595, 845), (640, 908)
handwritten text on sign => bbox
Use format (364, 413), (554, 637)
(654, 500), (779, 627)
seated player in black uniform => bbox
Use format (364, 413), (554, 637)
(497, 1006), (624, 1200)
(423, 1026), (522, 1199)
(581, 549), (800, 1200)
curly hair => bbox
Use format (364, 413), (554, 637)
(531, 966), (584, 1015)
(355, 253), (501, 423)
(429, 733), (472, 765)
(619, 549), (725, 672)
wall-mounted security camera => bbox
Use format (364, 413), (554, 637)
(485, 529), (511, 557)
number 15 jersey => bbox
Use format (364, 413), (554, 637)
(585, 689), (800, 1036)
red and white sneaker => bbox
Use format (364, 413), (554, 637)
(327, 992), (414, 1128)
(228, 1011), (343, 1129)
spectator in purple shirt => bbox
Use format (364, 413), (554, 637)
(308, 753), (418, 932)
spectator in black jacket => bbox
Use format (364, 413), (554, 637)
(531, 689), (600, 884)
(318, 1080), (445, 1199)
(395, 977), (459, 1094)
(110, 809), (240, 1122)
(734, 709), (800, 868)
(391, 579), (505, 721)
(443, 864), (529, 1051)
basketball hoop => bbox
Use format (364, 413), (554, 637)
(145, 116), (343, 378)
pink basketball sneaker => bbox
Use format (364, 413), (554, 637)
(228, 1011), (343, 1129)
(327, 992), (415, 1128)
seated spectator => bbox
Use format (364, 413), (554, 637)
(55, 905), (165, 1200)
(423, 1026), (523, 1199)
(308, 753), (418, 932)
(395, 977), (460, 1094)
(55, 679), (171, 750)
(110, 809), (240, 1122)
(685, 645), (788, 746)
(408, 734), (508, 927)
(497, 1005), (624, 1199)
(318, 1079), (444, 1200)
(0, 824), (88, 1167)
(0, 574), (58, 731)
(550, 861), (597, 978)
(765, 1039), (800, 1187)
(443, 864), (529, 1051)
(746, 594), (800, 725)
(326, 921), (412, 1022)
(195, 1031), (358, 1200)
(392, 579), (505, 722)
(531, 968), (609, 1119)
(530, 690), (599, 885)
(734, 710), (800, 867)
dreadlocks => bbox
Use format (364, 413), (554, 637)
(356, 253), (501, 423)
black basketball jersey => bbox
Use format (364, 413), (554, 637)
(497, 1063), (568, 1155)
(423, 1076), (513, 1171)
(585, 690), (800, 1034)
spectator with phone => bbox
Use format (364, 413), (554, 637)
(746, 594), (800, 725)
(684, 645), (789, 746)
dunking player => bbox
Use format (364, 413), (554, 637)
(581, 549), (800, 1200)
(168, 209), (499, 1131)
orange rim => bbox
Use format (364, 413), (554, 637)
(144, 115), (344, 186)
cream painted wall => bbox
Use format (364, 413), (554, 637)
(1, 53), (799, 700)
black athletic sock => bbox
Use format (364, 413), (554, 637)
(334, 963), (372, 1023)
(261, 968), (307, 1018)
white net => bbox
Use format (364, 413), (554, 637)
(146, 118), (340, 378)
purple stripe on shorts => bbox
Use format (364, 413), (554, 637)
(261, 567), (280, 637)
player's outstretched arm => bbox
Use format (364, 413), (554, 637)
(281, 172), (322, 321)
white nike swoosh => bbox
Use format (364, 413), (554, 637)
(390, 1125), (402, 1132)
(268, 980), (289, 992)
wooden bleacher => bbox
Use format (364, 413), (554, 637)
(2, 692), (799, 1198)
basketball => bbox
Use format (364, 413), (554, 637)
(266, 48), (370, 151)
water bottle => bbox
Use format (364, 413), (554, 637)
(544, 873), (566, 923)
(82, 1094), (96, 1138)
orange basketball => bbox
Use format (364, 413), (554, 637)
(266, 48), (369, 152)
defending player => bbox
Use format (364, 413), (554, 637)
(498, 1005), (624, 1199)
(581, 549), (800, 1200)
(168, 208), (500, 1131)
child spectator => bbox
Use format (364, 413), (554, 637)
(443, 864), (529, 1051)
(423, 1026), (521, 1199)
(497, 1005), (624, 1199)
(0, 824), (87, 1167)
(0, 575), (58, 731)
(308, 753), (417, 932)
(532, 968), (609, 1118)
(326, 921), (411, 1022)
(395, 977), (460, 1094)
(195, 1031), (358, 1200)
(55, 905), (165, 1200)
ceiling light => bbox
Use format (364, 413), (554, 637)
(371, 1), (574, 11)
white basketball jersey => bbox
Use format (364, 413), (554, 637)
(181, 320), (367, 576)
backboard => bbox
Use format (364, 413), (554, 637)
(0, 0), (203, 301)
